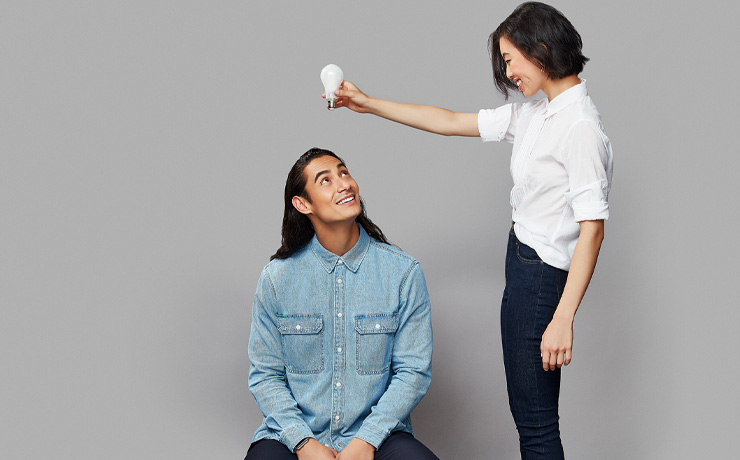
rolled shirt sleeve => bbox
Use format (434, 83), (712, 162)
(478, 104), (520, 143)
(563, 120), (612, 222)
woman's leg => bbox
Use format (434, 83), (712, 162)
(501, 230), (568, 460)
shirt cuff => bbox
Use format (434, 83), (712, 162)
(478, 107), (512, 142)
(565, 179), (610, 221)
(354, 423), (388, 450)
(280, 425), (314, 452)
(571, 202), (609, 222)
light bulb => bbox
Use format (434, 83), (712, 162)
(321, 64), (343, 110)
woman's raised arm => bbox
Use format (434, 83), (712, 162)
(330, 80), (480, 137)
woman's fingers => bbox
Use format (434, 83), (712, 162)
(541, 348), (572, 370)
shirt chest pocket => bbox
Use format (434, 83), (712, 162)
(355, 313), (399, 375)
(276, 314), (324, 374)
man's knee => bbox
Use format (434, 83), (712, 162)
(375, 432), (439, 460)
(244, 439), (296, 460)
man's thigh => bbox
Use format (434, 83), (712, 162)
(376, 432), (439, 460)
(244, 439), (296, 460)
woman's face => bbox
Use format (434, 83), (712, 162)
(499, 35), (547, 98)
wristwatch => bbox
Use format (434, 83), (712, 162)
(295, 437), (311, 451)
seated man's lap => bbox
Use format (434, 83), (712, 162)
(244, 439), (297, 460)
(376, 432), (439, 460)
(244, 433), (438, 460)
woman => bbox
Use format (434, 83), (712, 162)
(330, 2), (613, 459)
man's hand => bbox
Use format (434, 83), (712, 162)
(335, 438), (375, 460)
(296, 439), (339, 460)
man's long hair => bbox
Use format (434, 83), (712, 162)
(271, 148), (390, 260)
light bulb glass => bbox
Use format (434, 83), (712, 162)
(321, 64), (343, 110)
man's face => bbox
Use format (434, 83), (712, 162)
(295, 155), (362, 226)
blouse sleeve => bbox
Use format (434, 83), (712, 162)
(563, 120), (612, 222)
(478, 103), (520, 143)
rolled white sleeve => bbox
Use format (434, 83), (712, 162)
(563, 121), (612, 221)
(565, 179), (610, 221)
(478, 104), (519, 142)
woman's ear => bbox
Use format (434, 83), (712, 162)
(292, 196), (311, 215)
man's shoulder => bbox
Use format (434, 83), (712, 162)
(367, 239), (419, 267)
(262, 246), (312, 276)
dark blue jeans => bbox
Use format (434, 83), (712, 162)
(501, 228), (569, 460)
(244, 432), (438, 460)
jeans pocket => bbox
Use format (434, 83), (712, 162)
(276, 314), (324, 374)
(355, 313), (399, 375)
(516, 240), (543, 264)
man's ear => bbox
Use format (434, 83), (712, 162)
(292, 196), (312, 215)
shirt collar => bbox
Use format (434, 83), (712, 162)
(310, 224), (371, 274)
(545, 78), (587, 117)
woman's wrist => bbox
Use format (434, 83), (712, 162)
(553, 305), (576, 322)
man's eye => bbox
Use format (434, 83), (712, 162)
(320, 178), (329, 184)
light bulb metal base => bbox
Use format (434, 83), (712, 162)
(327, 99), (337, 110)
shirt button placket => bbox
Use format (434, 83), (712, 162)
(331, 259), (346, 439)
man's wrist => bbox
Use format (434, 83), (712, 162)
(294, 437), (311, 451)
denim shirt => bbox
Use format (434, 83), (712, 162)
(248, 226), (432, 452)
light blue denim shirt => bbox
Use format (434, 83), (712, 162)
(248, 226), (432, 452)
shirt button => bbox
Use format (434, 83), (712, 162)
(336, 382), (341, 387)
(337, 259), (343, 264)
(296, 325), (301, 330)
(337, 312), (342, 318)
(337, 347), (342, 353)
(335, 415), (340, 421)
(337, 279), (342, 284)
(375, 324), (380, 329)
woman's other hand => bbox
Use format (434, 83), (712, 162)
(540, 314), (573, 371)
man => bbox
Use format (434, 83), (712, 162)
(246, 148), (438, 460)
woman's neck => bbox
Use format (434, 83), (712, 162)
(543, 75), (581, 102)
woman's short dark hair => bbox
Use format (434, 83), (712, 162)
(271, 147), (390, 260)
(488, 2), (589, 99)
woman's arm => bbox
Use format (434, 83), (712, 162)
(540, 219), (604, 371)
(331, 80), (480, 137)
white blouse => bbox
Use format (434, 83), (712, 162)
(478, 80), (613, 271)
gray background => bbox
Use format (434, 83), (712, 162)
(2, 1), (738, 459)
